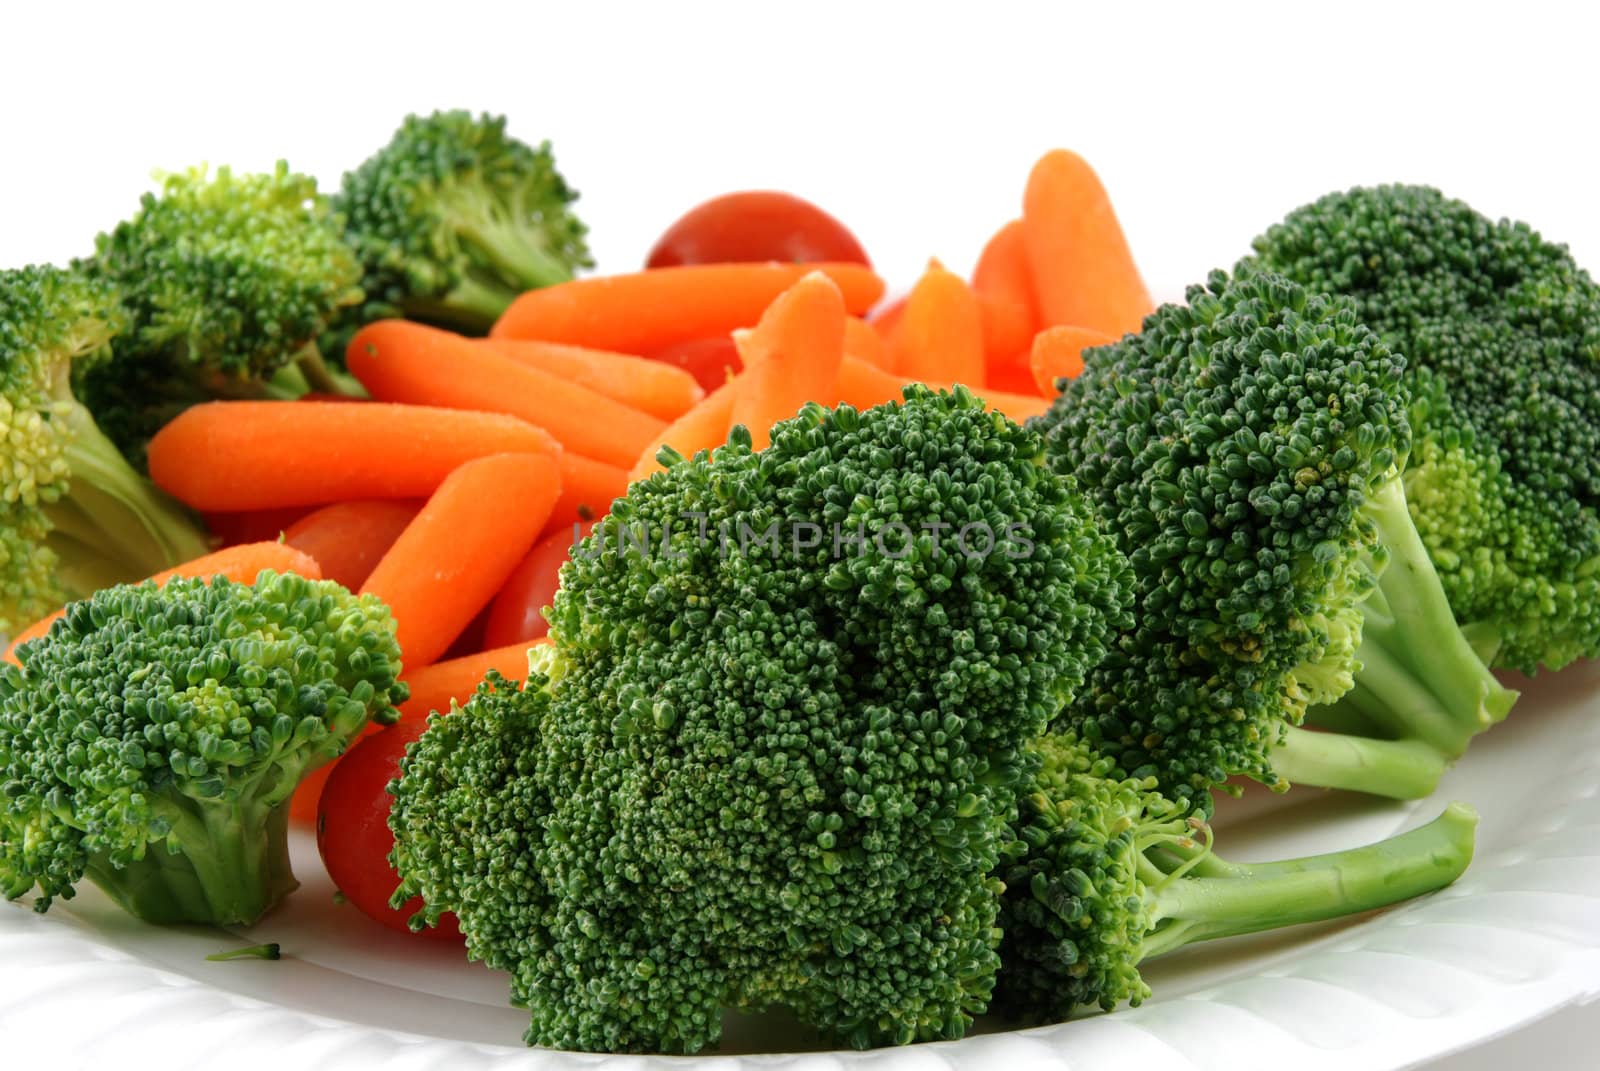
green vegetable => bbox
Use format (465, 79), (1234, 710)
(207, 942), (281, 962)
(994, 733), (1477, 1022)
(0, 265), (211, 635)
(389, 386), (1133, 1053)
(79, 161), (362, 465)
(1244, 184), (1600, 673)
(0, 571), (407, 925)
(334, 110), (592, 338)
(1034, 269), (1515, 808)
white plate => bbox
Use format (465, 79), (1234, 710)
(3, 660), (1598, 1070)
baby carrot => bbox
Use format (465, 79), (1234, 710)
(869, 295), (907, 361)
(1022, 149), (1153, 337)
(893, 259), (985, 387)
(283, 499), (423, 592)
(147, 401), (559, 512)
(547, 453), (629, 533)
(730, 272), (848, 451)
(628, 376), (740, 484)
(289, 638), (545, 824)
(361, 452), (561, 668)
(348, 321), (664, 470)
(480, 339), (704, 421)
(844, 316), (891, 370)
(4, 541), (323, 664)
(489, 262), (884, 352)
(972, 219), (1041, 385)
(1031, 324), (1115, 396)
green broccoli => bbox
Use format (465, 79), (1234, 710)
(389, 386), (1133, 1053)
(334, 110), (592, 337)
(1243, 184), (1600, 673)
(0, 571), (407, 925)
(0, 265), (211, 635)
(994, 733), (1477, 1022)
(79, 162), (362, 464)
(1034, 269), (1515, 808)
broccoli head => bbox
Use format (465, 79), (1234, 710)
(1035, 269), (1515, 808)
(389, 386), (1133, 1053)
(79, 162), (362, 463)
(1244, 184), (1600, 672)
(0, 265), (211, 635)
(994, 733), (1477, 1022)
(0, 571), (406, 925)
(335, 110), (592, 336)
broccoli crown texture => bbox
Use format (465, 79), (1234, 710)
(0, 265), (209, 634)
(1034, 269), (1510, 807)
(335, 109), (592, 335)
(1245, 184), (1600, 671)
(389, 386), (1133, 1053)
(994, 733), (1478, 1024)
(0, 571), (406, 924)
(79, 161), (361, 461)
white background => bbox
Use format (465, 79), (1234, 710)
(3, 2), (1598, 1066)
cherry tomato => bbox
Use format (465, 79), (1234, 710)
(316, 718), (463, 941)
(645, 191), (871, 269)
(483, 521), (593, 649)
(201, 506), (309, 549)
(646, 336), (741, 394)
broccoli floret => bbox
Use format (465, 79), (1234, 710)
(79, 162), (362, 464)
(0, 571), (407, 925)
(1244, 184), (1600, 673)
(1034, 269), (1515, 808)
(334, 110), (592, 336)
(0, 265), (211, 635)
(994, 733), (1476, 1021)
(389, 386), (1133, 1053)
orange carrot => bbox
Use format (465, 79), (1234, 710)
(361, 453), (561, 668)
(289, 639), (545, 824)
(893, 259), (985, 387)
(844, 316), (891, 370)
(148, 401), (559, 512)
(348, 320), (664, 470)
(986, 360), (1045, 397)
(283, 500), (422, 592)
(4, 542), (322, 664)
(548, 452), (629, 533)
(730, 272), (848, 451)
(830, 355), (1049, 423)
(1031, 324), (1115, 396)
(629, 375), (740, 484)
(972, 219), (1041, 385)
(480, 339), (704, 422)
(1022, 149), (1153, 337)
(489, 262), (884, 352)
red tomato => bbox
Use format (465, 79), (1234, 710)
(645, 191), (871, 269)
(316, 719), (463, 941)
(483, 521), (593, 648)
(645, 336), (740, 393)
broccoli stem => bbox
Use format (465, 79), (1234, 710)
(46, 402), (212, 581)
(454, 204), (577, 293)
(289, 343), (366, 397)
(406, 273), (521, 333)
(1340, 475), (1518, 757)
(1139, 802), (1476, 959)
(1269, 724), (1446, 799)
(82, 799), (298, 926)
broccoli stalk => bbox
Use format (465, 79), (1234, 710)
(1037, 270), (1514, 807)
(0, 265), (211, 635)
(334, 110), (592, 337)
(1244, 184), (1600, 673)
(0, 572), (408, 925)
(995, 734), (1477, 1022)
(79, 162), (365, 466)
(1137, 803), (1476, 955)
